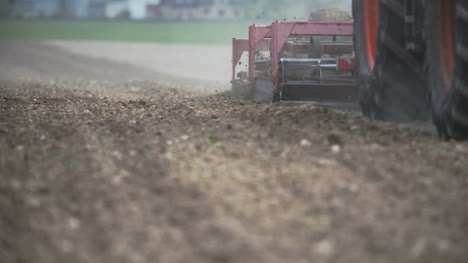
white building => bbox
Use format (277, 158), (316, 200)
(12, 0), (60, 18)
(159, 0), (246, 21)
(105, 1), (128, 18)
(68, 0), (90, 18)
(128, 0), (160, 19)
(103, 0), (160, 19)
(12, 0), (91, 18)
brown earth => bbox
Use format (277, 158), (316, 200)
(1, 41), (468, 263)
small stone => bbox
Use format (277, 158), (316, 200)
(167, 140), (173, 145)
(410, 239), (427, 258)
(112, 150), (122, 160)
(315, 240), (334, 256)
(181, 135), (189, 141)
(331, 144), (341, 154)
(437, 239), (452, 252)
(349, 184), (359, 192)
(280, 150), (289, 158)
(40, 135), (46, 141)
(112, 176), (122, 185)
(165, 152), (174, 160)
(16, 145), (24, 151)
(67, 217), (80, 230)
(26, 197), (41, 208)
(318, 158), (337, 166)
(455, 144), (465, 152)
(300, 139), (311, 147)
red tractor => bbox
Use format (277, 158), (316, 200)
(353, 0), (468, 140)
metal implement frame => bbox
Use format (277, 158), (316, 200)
(231, 21), (356, 102)
(269, 21), (354, 85)
(232, 21), (354, 82)
(231, 35), (269, 82)
(231, 38), (249, 81)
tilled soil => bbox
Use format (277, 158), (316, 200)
(1, 42), (468, 263)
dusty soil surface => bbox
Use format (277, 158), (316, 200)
(1, 41), (468, 263)
(48, 41), (232, 86)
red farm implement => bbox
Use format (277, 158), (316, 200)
(231, 21), (356, 105)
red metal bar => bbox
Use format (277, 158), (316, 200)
(249, 25), (271, 81)
(232, 38), (249, 81)
(270, 21), (289, 84)
(235, 21), (354, 84)
(279, 21), (353, 36)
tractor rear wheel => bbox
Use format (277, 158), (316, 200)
(426, 0), (468, 140)
(353, 0), (430, 121)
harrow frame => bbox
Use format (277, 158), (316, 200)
(232, 21), (356, 103)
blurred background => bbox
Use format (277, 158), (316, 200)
(0, 0), (350, 44)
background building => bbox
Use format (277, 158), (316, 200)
(67, 0), (89, 18)
(158, 0), (246, 21)
(9, 0), (347, 20)
(12, 0), (60, 17)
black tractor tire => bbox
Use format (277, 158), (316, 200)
(353, 0), (431, 121)
(426, 0), (468, 140)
